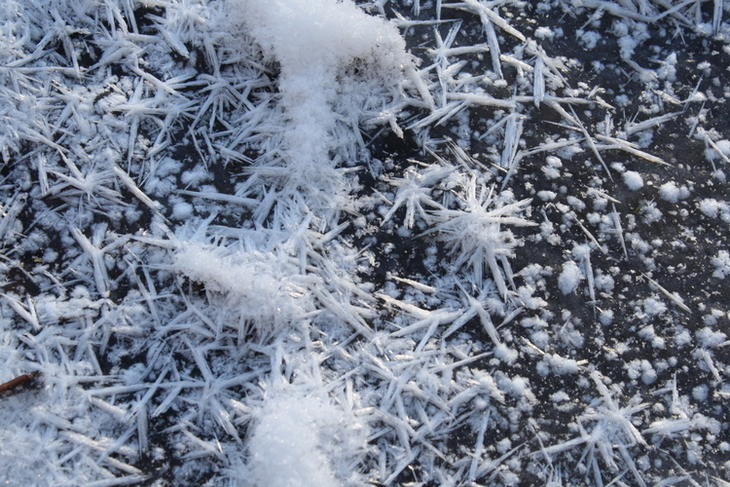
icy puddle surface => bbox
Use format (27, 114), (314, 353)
(0, 0), (729, 486)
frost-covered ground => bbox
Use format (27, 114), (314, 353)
(1, 0), (729, 486)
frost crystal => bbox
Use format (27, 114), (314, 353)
(711, 250), (730, 279)
(429, 178), (535, 295)
(558, 260), (583, 295)
(623, 170), (644, 190)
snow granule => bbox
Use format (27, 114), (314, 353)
(537, 190), (556, 201)
(558, 260), (583, 294)
(496, 438), (512, 454)
(627, 359), (657, 385)
(643, 296), (667, 317)
(711, 250), (730, 278)
(530, 330), (550, 349)
(535, 26), (554, 40)
(692, 384), (708, 402)
(618, 35), (637, 60)
(599, 309), (614, 326)
(638, 325), (665, 348)
(595, 272), (614, 293)
(577, 30), (601, 49)
(612, 20), (630, 37)
(495, 344), (519, 364)
(546, 155), (562, 168)
(172, 202), (194, 220)
(703, 309), (726, 326)
(615, 94), (630, 107)
(696, 327), (727, 348)
(566, 195), (585, 211)
(659, 181), (690, 203)
(674, 328), (693, 347)
(698, 198), (726, 218)
(550, 390), (570, 403)
(641, 200), (663, 224)
(544, 353), (580, 375)
(623, 171), (644, 190)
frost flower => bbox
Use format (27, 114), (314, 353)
(428, 177), (535, 298)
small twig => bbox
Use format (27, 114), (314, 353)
(0, 371), (41, 396)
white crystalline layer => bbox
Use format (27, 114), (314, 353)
(0, 0), (729, 485)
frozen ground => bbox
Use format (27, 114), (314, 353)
(0, 0), (729, 486)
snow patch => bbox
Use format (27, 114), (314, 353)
(247, 389), (368, 487)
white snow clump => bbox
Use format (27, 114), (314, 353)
(247, 390), (368, 487)
(558, 260), (583, 295)
(623, 170), (644, 190)
(711, 250), (730, 279)
(174, 241), (314, 334)
(223, 0), (410, 168)
(658, 181), (690, 203)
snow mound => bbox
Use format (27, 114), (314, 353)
(247, 388), (368, 487)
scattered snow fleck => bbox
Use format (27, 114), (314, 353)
(696, 327), (727, 348)
(659, 181), (690, 203)
(623, 171), (644, 190)
(558, 260), (583, 295)
(172, 202), (194, 220)
(643, 296), (667, 317)
(711, 250), (730, 278)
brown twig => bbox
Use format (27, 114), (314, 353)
(0, 371), (41, 396)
